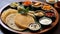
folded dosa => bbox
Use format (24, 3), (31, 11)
(1, 9), (18, 23)
(6, 14), (24, 31)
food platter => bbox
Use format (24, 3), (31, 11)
(0, 1), (59, 34)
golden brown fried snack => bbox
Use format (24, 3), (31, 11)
(42, 5), (52, 10)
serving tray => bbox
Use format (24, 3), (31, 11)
(0, 1), (59, 34)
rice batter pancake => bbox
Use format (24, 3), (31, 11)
(14, 14), (35, 29)
(1, 9), (18, 23)
(6, 14), (24, 31)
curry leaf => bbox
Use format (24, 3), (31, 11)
(18, 6), (30, 15)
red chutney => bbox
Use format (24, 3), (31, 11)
(23, 1), (32, 6)
(46, 12), (54, 17)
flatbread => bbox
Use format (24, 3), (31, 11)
(1, 8), (18, 23)
(6, 14), (24, 31)
(14, 14), (35, 29)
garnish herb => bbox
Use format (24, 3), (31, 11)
(18, 5), (29, 15)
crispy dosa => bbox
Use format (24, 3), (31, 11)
(14, 14), (35, 29)
(1, 9), (18, 23)
(6, 14), (24, 31)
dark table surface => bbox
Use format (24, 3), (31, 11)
(0, 0), (60, 34)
